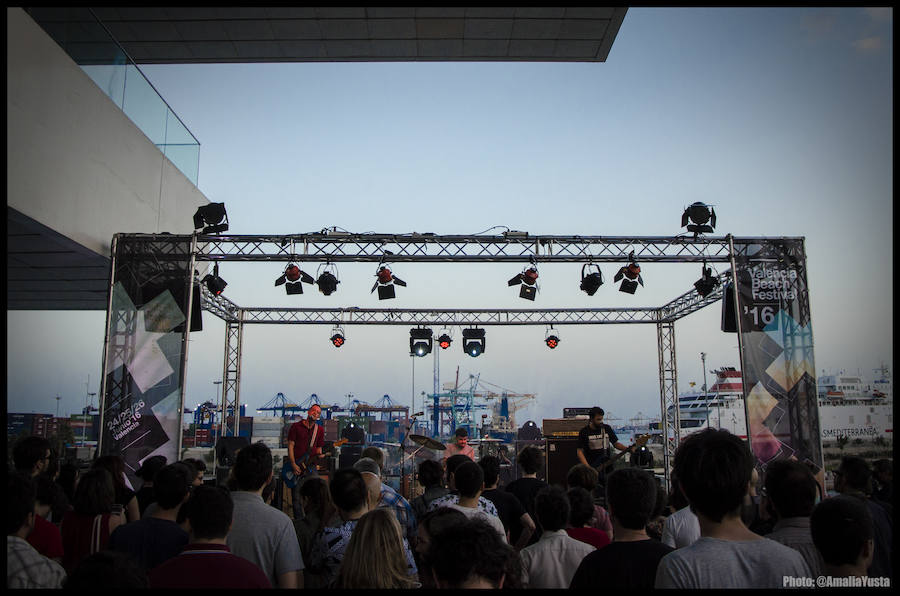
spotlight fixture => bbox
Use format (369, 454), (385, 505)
(409, 328), (433, 357)
(694, 261), (720, 298)
(681, 202), (716, 237)
(330, 326), (346, 348)
(437, 329), (453, 350)
(275, 263), (314, 295)
(580, 263), (604, 296)
(545, 327), (560, 349)
(508, 257), (539, 301)
(614, 251), (644, 294)
(315, 262), (340, 296)
(192, 202), (229, 234)
(371, 255), (407, 300)
(462, 328), (486, 357)
(201, 263), (227, 296)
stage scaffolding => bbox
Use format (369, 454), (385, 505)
(98, 233), (822, 491)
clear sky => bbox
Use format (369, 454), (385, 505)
(7, 7), (893, 430)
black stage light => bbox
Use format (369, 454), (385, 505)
(580, 263), (604, 296)
(614, 251), (644, 294)
(694, 261), (720, 298)
(410, 328), (433, 357)
(508, 260), (539, 301)
(681, 202), (716, 237)
(545, 328), (560, 349)
(275, 263), (314, 295)
(315, 263), (340, 296)
(202, 263), (227, 296)
(437, 332), (452, 350)
(462, 328), (486, 357)
(192, 203), (229, 234)
(330, 326), (345, 348)
(371, 264), (407, 300)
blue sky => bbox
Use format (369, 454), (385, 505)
(7, 7), (893, 429)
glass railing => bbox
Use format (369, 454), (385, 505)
(23, 7), (200, 186)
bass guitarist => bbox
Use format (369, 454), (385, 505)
(575, 407), (634, 487)
(286, 404), (325, 520)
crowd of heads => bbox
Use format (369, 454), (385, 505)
(8, 427), (893, 589)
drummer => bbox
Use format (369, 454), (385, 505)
(443, 427), (475, 462)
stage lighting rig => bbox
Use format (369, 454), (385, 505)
(437, 329), (453, 350)
(192, 202), (229, 234)
(545, 327), (560, 349)
(315, 262), (340, 296)
(681, 202), (716, 237)
(580, 263), (604, 296)
(409, 328), (433, 357)
(275, 263), (314, 295)
(371, 254), (407, 300)
(508, 257), (539, 301)
(694, 261), (720, 298)
(330, 326), (346, 348)
(462, 328), (486, 357)
(613, 251), (644, 294)
(201, 263), (227, 296)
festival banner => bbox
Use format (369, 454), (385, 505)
(99, 236), (196, 488)
(733, 239), (823, 474)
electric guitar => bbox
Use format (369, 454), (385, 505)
(594, 433), (652, 473)
(281, 438), (348, 489)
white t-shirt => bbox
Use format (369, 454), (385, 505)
(661, 505), (701, 549)
(446, 503), (508, 543)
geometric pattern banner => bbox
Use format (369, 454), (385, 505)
(733, 238), (823, 477)
(99, 236), (195, 489)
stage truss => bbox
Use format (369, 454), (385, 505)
(100, 232), (811, 490)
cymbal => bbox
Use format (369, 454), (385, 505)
(475, 438), (504, 442)
(408, 434), (446, 450)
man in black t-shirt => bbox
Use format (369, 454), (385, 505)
(570, 468), (674, 590)
(479, 456), (536, 551)
(576, 407), (632, 485)
(505, 446), (547, 547)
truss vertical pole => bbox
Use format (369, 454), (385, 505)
(728, 235), (753, 452)
(657, 320), (679, 492)
(97, 234), (119, 456)
(219, 314), (244, 441)
(175, 234), (198, 458)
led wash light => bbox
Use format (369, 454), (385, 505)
(409, 328), (433, 357)
(614, 251), (644, 294)
(545, 327), (560, 349)
(330, 326), (346, 348)
(462, 328), (486, 357)
(437, 329), (452, 350)
(275, 263), (314, 295)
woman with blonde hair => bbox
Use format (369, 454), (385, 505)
(334, 508), (419, 589)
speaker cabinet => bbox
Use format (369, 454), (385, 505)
(215, 436), (249, 468)
(721, 281), (738, 332)
(338, 444), (363, 470)
(545, 438), (580, 487)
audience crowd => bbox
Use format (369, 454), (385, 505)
(7, 430), (894, 589)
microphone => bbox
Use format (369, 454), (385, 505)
(411, 411), (424, 418)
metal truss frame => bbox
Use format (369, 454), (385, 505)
(108, 232), (806, 489)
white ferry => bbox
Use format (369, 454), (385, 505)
(655, 366), (893, 441)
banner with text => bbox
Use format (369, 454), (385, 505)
(734, 238), (823, 474)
